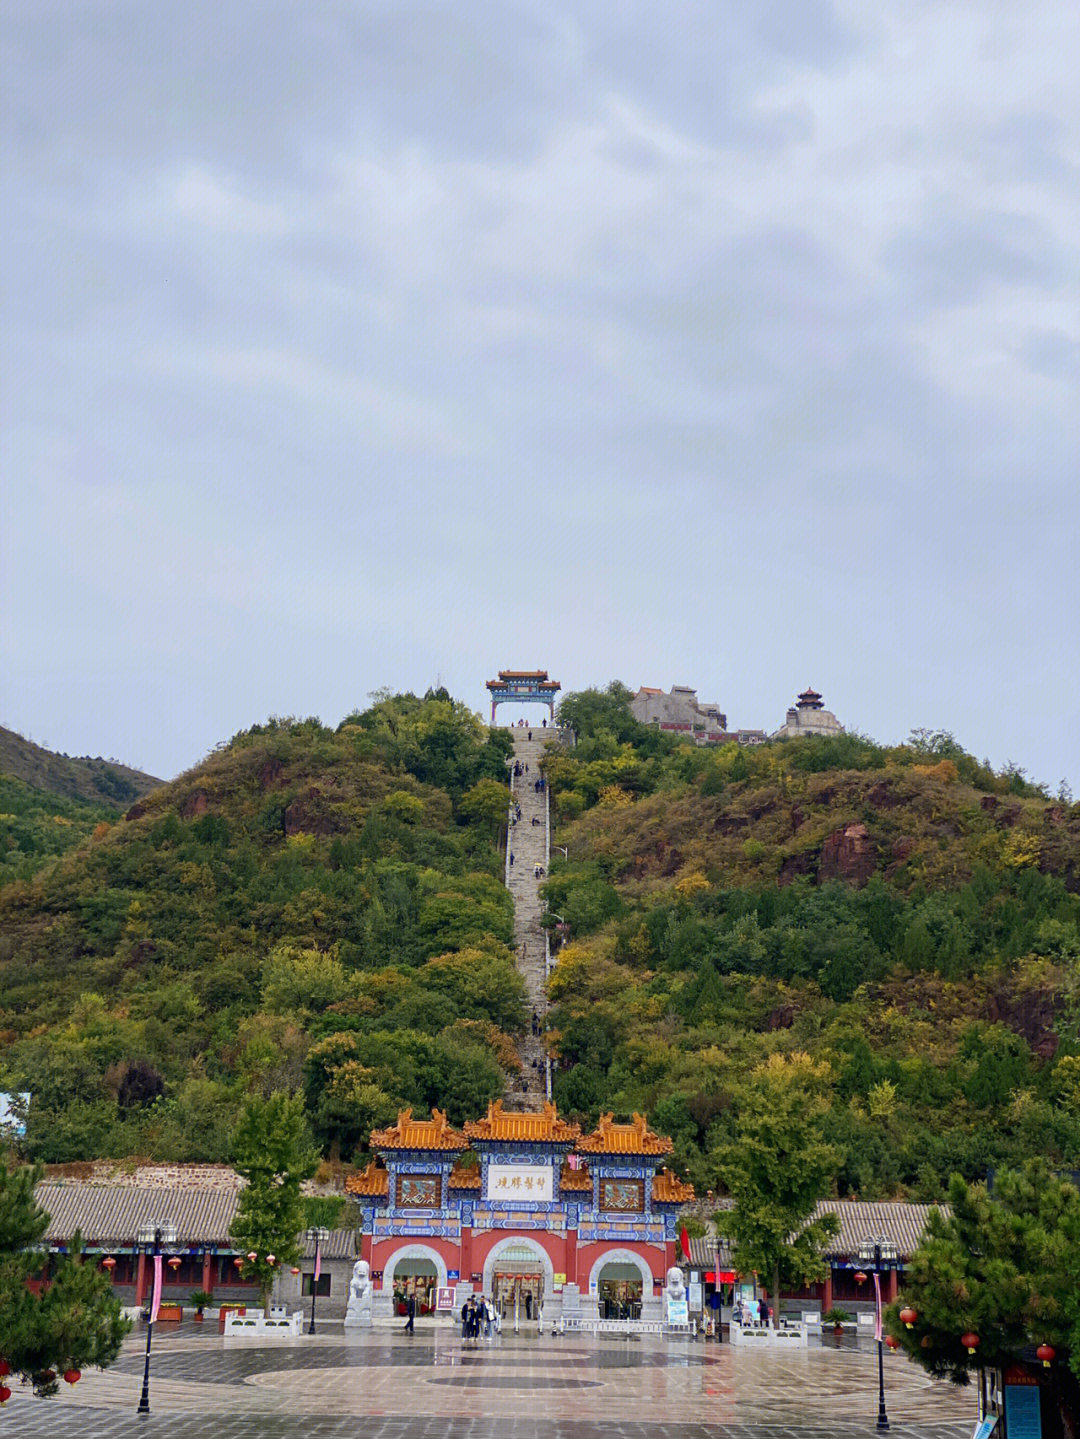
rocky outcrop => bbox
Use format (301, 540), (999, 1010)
(818, 823), (876, 885)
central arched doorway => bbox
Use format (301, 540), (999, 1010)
(483, 1238), (552, 1323)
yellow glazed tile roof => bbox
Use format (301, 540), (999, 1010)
(369, 1107), (467, 1152)
(558, 1161), (593, 1193)
(464, 1100), (581, 1145)
(652, 1168), (695, 1204)
(577, 1112), (673, 1156)
(344, 1161), (390, 1197)
(448, 1157), (483, 1189)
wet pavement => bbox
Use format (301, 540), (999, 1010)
(0, 1325), (977, 1437)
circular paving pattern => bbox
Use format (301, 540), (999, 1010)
(3, 1327), (976, 1438)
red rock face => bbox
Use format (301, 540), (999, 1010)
(181, 790), (209, 818)
(818, 823), (876, 885)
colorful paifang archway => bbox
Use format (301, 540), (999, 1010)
(486, 670), (560, 723)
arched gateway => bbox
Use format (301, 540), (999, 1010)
(347, 1102), (694, 1325)
(486, 669), (561, 724)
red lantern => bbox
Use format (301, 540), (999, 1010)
(899, 1306), (918, 1329)
(63, 1369), (81, 1385)
(0, 1385), (10, 1405)
(290, 1266), (300, 1275)
(920, 1335), (933, 1349)
(167, 1257), (182, 1271)
(1036, 1343), (1056, 1368)
(247, 1251), (258, 1263)
(102, 1256), (117, 1271)
(0, 1361), (8, 1378)
(885, 1334), (900, 1350)
(961, 1331), (980, 1355)
(266, 1253), (276, 1266)
(233, 1256), (244, 1268)
(853, 1271), (868, 1285)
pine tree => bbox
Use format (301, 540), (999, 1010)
(230, 1092), (317, 1314)
(0, 1163), (129, 1397)
(887, 1162), (1080, 1407)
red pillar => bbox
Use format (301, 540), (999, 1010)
(823, 1269), (834, 1312)
(202, 1251), (213, 1295)
(565, 1229), (577, 1287)
(887, 1268), (898, 1302)
(459, 1226), (472, 1284)
(360, 1231), (372, 1264)
(135, 1251), (147, 1306)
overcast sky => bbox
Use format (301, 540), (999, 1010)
(3, 1), (1078, 790)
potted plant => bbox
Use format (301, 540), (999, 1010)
(821, 1308), (852, 1335)
(189, 1290), (214, 1324)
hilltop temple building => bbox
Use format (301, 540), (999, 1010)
(629, 686), (765, 746)
(771, 687), (845, 739)
(344, 1101), (694, 1321)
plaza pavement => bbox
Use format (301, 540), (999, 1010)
(0, 1323), (977, 1438)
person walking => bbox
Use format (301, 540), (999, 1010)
(404, 1291), (416, 1335)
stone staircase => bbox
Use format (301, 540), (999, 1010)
(503, 728), (553, 1111)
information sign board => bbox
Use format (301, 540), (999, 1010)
(1004, 1383), (1041, 1439)
(688, 1282), (703, 1309)
(435, 1287), (455, 1312)
(667, 1298), (689, 1325)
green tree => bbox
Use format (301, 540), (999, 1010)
(714, 1053), (840, 1320)
(0, 1164), (129, 1397)
(229, 1093), (317, 1314)
(458, 778), (510, 842)
(887, 1164), (1080, 1406)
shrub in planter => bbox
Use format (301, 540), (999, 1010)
(821, 1308), (853, 1332)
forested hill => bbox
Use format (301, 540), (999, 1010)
(1, 685), (1078, 1204)
(0, 725), (161, 806)
(541, 686), (1080, 1201)
(0, 694), (521, 1163)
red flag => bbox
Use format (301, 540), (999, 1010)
(313, 1239), (321, 1283)
(679, 1227), (691, 1262)
(873, 1271), (882, 1342)
(149, 1253), (163, 1323)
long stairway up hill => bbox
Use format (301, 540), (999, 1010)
(503, 727), (553, 1112)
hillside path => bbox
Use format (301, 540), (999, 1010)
(503, 727), (552, 1110)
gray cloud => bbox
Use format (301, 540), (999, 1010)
(2, 1), (1077, 789)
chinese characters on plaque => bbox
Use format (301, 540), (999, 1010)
(483, 1163), (553, 1202)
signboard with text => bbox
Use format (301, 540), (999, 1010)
(435, 1287), (455, 1312)
(1004, 1381), (1041, 1439)
(484, 1163), (553, 1202)
(667, 1299), (689, 1326)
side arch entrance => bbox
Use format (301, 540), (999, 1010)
(587, 1249), (655, 1320)
(381, 1244), (448, 1317)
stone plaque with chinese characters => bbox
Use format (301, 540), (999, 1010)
(484, 1162), (553, 1202)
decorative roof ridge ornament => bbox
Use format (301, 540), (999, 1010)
(577, 1110), (673, 1156)
(463, 1098), (582, 1143)
(369, 1106), (467, 1152)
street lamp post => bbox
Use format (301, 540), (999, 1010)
(136, 1220), (177, 1417)
(858, 1237), (897, 1433)
(306, 1228), (329, 1335)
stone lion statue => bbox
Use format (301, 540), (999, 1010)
(344, 1258), (373, 1328)
(665, 1266), (686, 1303)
